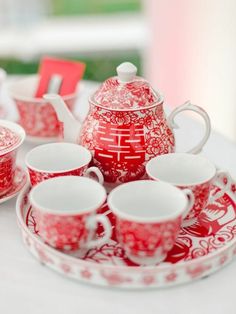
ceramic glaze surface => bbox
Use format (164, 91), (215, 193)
(0, 167), (27, 203)
(10, 75), (76, 138)
(15, 97), (75, 138)
(146, 154), (231, 225)
(0, 151), (17, 196)
(79, 104), (174, 184)
(94, 77), (159, 110)
(16, 177), (236, 288)
(0, 121), (25, 196)
(45, 62), (211, 185)
(0, 126), (20, 154)
(115, 216), (182, 264)
(34, 209), (90, 251)
(28, 165), (87, 186)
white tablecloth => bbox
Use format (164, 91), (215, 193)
(1, 81), (236, 314)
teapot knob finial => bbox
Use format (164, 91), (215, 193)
(116, 62), (137, 83)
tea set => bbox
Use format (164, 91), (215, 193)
(1, 62), (235, 282)
(0, 119), (26, 202)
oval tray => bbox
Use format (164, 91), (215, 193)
(16, 179), (236, 289)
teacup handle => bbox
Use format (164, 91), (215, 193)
(86, 215), (112, 249)
(84, 167), (104, 185)
(210, 170), (232, 203)
(167, 101), (211, 154)
(182, 189), (195, 219)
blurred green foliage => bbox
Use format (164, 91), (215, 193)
(0, 54), (142, 81)
(0, 0), (141, 80)
(52, 0), (140, 15)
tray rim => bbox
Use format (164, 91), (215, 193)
(16, 181), (236, 273)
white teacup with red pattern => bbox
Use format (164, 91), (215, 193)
(9, 75), (77, 139)
(108, 180), (194, 265)
(146, 153), (231, 226)
(0, 120), (25, 196)
(29, 176), (111, 251)
(26, 143), (104, 186)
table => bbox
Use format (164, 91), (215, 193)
(1, 81), (236, 314)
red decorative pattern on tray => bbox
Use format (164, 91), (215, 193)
(26, 184), (236, 266)
(16, 178), (236, 288)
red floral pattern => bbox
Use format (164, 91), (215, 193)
(20, 182), (236, 288)
(186, 264), (211, 279)
(80, 103), (175, 184)
(178, 181), (212, 224)
(115, 216), (182, 264)
(28, 165), (87, 186)
(34, 209), (90, 251)
(0, 126), (20, 154)
(94, 77), (158, 109)
(0, 167), (27, 202)
(15, 97), (75, 138)
(100, 270), (132, 285)
(0, 151), (16, 196)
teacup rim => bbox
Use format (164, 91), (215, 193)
(146, 153), (217, 187)
(29, 176), (107, 216)
(108, 180), (188, 223)
(25, 143), (92, 174)
(0, 119), (25, 156)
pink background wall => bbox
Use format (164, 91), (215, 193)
(143, 0), (236, 141)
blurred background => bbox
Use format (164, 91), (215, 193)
(0, 0), (236, 142)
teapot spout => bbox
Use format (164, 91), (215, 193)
(44, 93), (81, 143)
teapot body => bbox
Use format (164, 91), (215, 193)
(44, 62), (211, 186)
(79, 101), (175, 184)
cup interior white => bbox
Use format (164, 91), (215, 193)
(146, 153), (216, 186)
(0, 119), (25, 155)
(26, 143), (91, 173)
(108, 180), (188, 222)
(29, 176), (106, 214)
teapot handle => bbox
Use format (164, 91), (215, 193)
(167, 101), (211, 154)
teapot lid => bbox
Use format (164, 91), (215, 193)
(0, 125), (20, 155)
(93, 62), (161, 110)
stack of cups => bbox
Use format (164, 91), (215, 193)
(26, 147), (231, 266)
(26, 143), (111, 251)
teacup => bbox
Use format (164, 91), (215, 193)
(0, 120), (25, 196)
(8, 75), (78, 139)
(26, 142), (104, 186)
(107, 180), (194, 265)
(146, 153), (231, 226)
(29, 176), (111, 251)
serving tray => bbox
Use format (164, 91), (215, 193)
(16, 178), (236, 289)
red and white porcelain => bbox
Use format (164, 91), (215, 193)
(29, 176), (111, 251)
(0, 120), (25, 196)
(0, 166), (27, 204)
(107, 180), (194, 265)
(146, 153), (231, 226)
(16, 174), (236, 289)
(26, 143), (104, 186)
(44, 62), (211, 186)
(8, 75), (77, 140)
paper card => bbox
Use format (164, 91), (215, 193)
(35, 56), (86, 98)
